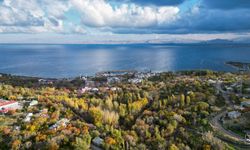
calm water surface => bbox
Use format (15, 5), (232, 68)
(0, 44), (249, 78)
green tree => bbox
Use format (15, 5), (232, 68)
(73, 134), (92, 150)
(180, 94), (185, 107)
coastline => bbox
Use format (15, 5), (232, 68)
(0, 69), (231, 80)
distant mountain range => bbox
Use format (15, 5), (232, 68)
(201, 39), (234, 44)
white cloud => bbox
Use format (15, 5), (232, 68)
(71, 0), (179, 28)
(73, 25), (86, 34)
(43, 0), (71, 18)
(0, 0), (70, 33)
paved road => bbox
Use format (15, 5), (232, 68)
(210, 111), (244, 142)
(210, 83), (250, 147)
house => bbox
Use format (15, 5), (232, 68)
(128, 78), (142, 84)
(78, 87), (92, 95)
(91, 88), (99, 93)
(208, 79), (216, 84)
(85, 80), (95, 87)
(24, 113), (33, 122)
(29, 100), (38, 107)
(225, 86), (234, 92)
(245, 88), (250, 93)
(0, 99), (21, 113)
(38, 108), (49, 118)
(233, 105), (245, 111)
(14, 126), (20, 131)
(38, 79), (54, 85)
(110, 87), (119, 91)
(49, 118), (69, 130)
(227, 111), (241, 119)
(80, 76), (87, 81)
(92, 137), (104, 147)
(107, 77), (121, 84)
(245, 131), (250, 143)
(241, 101), (250, 108)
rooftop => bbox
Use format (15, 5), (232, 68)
(0, 99), (17, 107)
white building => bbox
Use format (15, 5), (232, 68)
(227, 111), (241, 119)
(241, 101), (250, 108)
(92, 137), (104, 146)
(91, 88), (99, 92)
(24, 113), (33, 122)
(245, 88), (250, 93)
(78, 87), (91, 94)
(110, 87), (119, 91)
(29, 100), (38, 107)
(245, 131), (250, 143)
(128, 78), (142, 84)
(226, 86), (234, 92)
(208, 79), (216, 84)
(49, 118), (69, 130)
(107, 77), (121, 84)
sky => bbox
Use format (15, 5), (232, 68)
(0, 0), (250, 43)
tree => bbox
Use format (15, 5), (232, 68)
(169, 144), (179, 150)
(73, 134), (92, 150)
(89, 107), (103, 126)
(11, 140), (21, 150)
(47, 140), (59, 150)
(186, 95), (191, 106)
(180, 94), (185, 107)
(102, 110), (119, 126)
(197, 102), (209, 111)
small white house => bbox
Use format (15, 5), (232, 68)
(92, 137), (104, 146)
(49, 118), (69, 130)
(107, 77), (120, 84)
(227, 111), (241, 119)
(226, 86), (234, 92)
(110, 87), (118, 91)
(24, 113), (33, 122)
(129, 78), (142, 84)
(245, 131), (250, 143)
(29, 100), (38, 107)
(245, 88), (250, 93)
(208, 79), (216, 84)
(78, 87), (91, 94)
(241, 101), (250, 108)
(91, 88), (99, 92)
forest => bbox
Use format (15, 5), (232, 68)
(0, 71), (249, 150)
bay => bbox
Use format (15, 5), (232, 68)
(0, 44), (249, 78)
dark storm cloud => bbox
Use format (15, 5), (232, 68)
(110, 0), (185, 6)
(109, 8), (250, 34)
(105, 0), (250, 34)
(202, 0), (250, 9)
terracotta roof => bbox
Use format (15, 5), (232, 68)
(0, 99), (17, 107)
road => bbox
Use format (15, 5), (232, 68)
(210, 82), (250, 147)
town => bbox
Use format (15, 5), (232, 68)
(0, 70), (249, 150)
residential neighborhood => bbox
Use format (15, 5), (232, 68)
(0, 70), (249, 149)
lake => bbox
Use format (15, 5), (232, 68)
(0, 44), (250, 78)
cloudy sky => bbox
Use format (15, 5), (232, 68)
(0, 0), (250, 43)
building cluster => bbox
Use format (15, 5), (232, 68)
(38, 79), (55, 85)
(77, 71), (156, 96)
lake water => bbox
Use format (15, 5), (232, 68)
(0, 44), (250, 78)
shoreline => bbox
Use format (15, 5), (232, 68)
(0, 69), (231, 80)
(225, 61), (250, 72)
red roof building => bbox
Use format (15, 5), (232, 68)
(0, 99), (21, 113)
